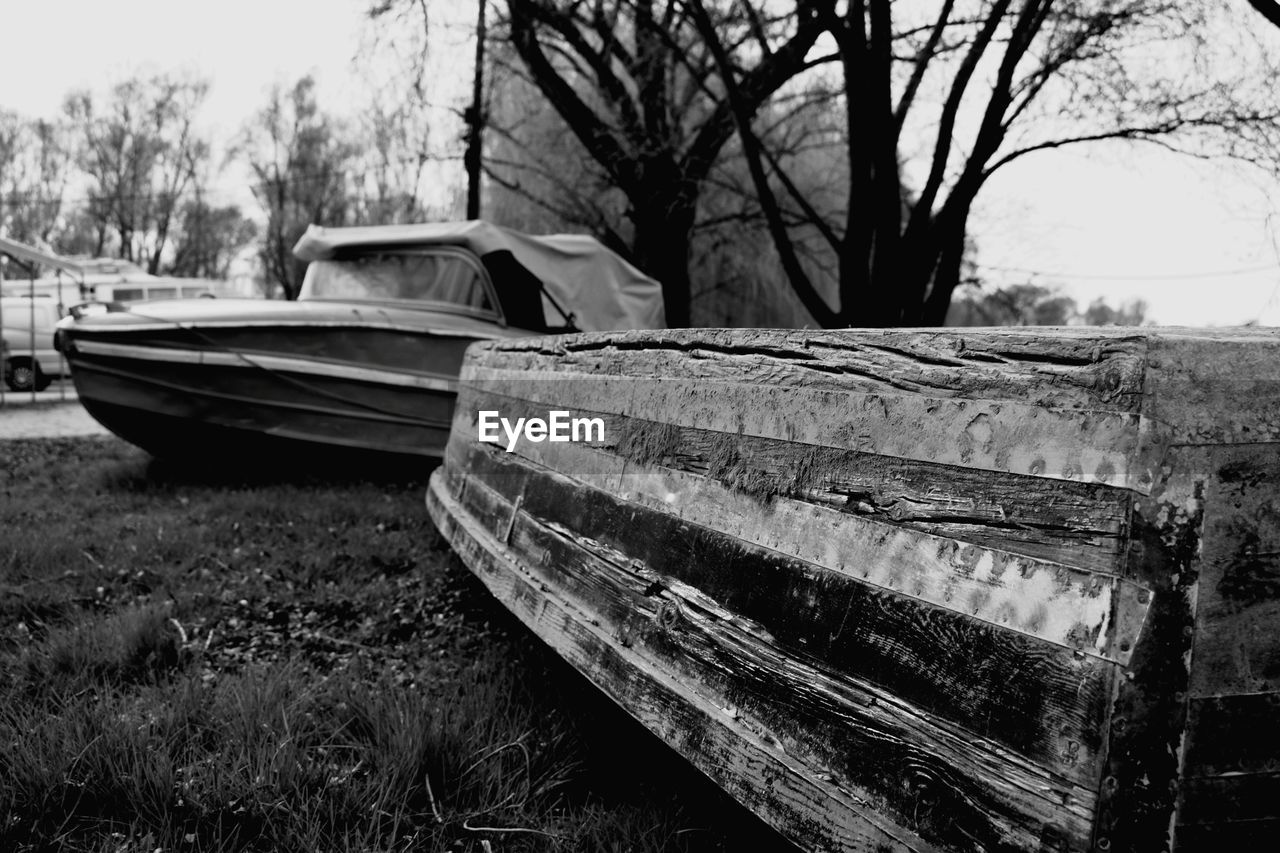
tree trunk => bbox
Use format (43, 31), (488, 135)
(631, 203), (693, 328)
(920, 218), (968, 325)
(465, 0), (487, 219)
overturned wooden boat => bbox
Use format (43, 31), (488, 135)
(54, 221), (664, 465)
(427, 327), (1280, 852)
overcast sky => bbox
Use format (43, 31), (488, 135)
(0, 1), (367, 123)
(3, 0), (1279, 326)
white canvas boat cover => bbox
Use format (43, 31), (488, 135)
(293, 221), (666, 331)
(0, 236), (97, 279)
(1, 236), (220, 298)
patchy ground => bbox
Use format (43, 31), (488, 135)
(0, 384), (108, 440)
(0, 436), (788, 853)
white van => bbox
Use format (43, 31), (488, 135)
(87, 281), (216, 303)
(1, 296), (67, 391)
(1, 277), (217, 305)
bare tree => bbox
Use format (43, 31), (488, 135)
(505, 0), (833, 326)
(372, 1), (1279, 327)
(372, 0), (830, 326)
(64, 74), (211, 273)
(356, 0), (458, 225)
(239, 76), (358, 299)
(466, 0), (489, 218)
(482, 43), (834, 326)
(163, 145), (257, 280)
(691, 0), (1280, 326)
(0, 112), (72, 247)
(166, 198), (257, 280)
(349, 97), (434, 225)
(482, 57), (628, 237)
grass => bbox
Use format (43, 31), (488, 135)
(0, 436), (792, 852)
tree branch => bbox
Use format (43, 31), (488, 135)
(1246, 0), (1280, 30)
(894, 0), (956, 128)
(910, 0), (1013, 223)
(681, 0), (830, 185)
(687, 0), (838, 326)
(507, 0), (642, 195)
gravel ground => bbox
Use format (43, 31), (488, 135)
(0, 382), (110, 440)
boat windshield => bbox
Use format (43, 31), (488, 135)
(305, 251), (495, 313)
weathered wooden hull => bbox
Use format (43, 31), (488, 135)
(58, 298), (527, 464)
(426, 327), (1280, 852)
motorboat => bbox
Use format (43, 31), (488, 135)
(54, 221), (664, 466)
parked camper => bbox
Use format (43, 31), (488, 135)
(1, 296), (66, 391)
(0, 279), (216, 305)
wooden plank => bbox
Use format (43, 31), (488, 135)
(443, 451), (1118, 788)
(473, 327), (1151, 412)
(1177, 772), (1280, 824)
(456, 434), (1147, 665)
(1181, 693), (1280, 777)
(462, 327), (1162, 492)
(428, 473), (938, 853)
(1095, 451), (1209, 853)
(428, 470), (1100, 853)
(453, 387), (1132, 573)
(1169, 449), (1280, 849)
(1145, 332), (1280, 445)
(1172, 819), (1280, 851)
(436, 327), (1280, 852)
(1187, 450), (1280, 698)
(463, 367), (1162, 490)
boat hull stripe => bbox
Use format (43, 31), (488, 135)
(73, 339), (456, 392)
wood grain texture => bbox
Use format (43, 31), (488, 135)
(1144, 332), (1280, 445)
(429, 471), (1100, 852)
(454, 430), (1146, 666)
(477, 327), (1151, 411)
(1170, 819), (1280, 852)
(1181, 693), (1280, 777)
(462, 327), (1163, 491)
(431, 326), (1280, 853)
(1095, 451), (1208, 853)
(1176, 772), (1280, 824)
(454, 388), (1133, 573)
(446, 446), (1118, 784)
(427, 475), (941, 853)
(1187, 450), (1280, 698)
(1171, 448), (1280, 850)
(465, 367), (1160, 490)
